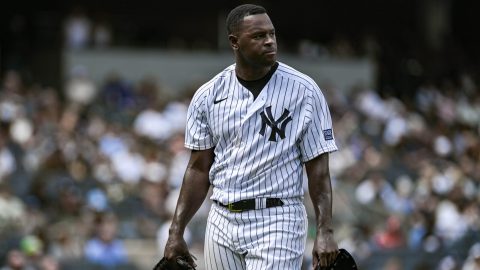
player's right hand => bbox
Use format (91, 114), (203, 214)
(164, 235), (197, 268)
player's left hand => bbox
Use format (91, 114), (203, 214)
(312, 229), (339, 269)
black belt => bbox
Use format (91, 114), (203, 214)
(214, 198), (284, 212)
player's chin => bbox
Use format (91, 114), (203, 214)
(262, 55), (277, 66)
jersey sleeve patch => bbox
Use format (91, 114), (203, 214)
(323, 129), (333, 140)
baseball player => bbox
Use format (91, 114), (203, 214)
(160, 4), (339, 270)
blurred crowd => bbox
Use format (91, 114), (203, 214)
(0, 65), (479, 270)
(0, 67), (194, 270)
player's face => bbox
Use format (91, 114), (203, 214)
(232, 13), (277, 68)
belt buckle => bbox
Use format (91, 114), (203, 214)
(227, 203), (242, 213)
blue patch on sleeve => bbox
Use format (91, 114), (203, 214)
(323, 129), (333, 140)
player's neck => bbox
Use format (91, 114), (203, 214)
(235, 64), (273, 81)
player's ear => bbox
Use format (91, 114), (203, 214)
(229, 34), (239, 50)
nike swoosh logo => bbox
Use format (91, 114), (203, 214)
(214, 97), (228, 104)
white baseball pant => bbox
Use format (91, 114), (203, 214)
(204, 200), (307, 270)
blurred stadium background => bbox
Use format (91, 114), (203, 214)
(1, 0), (479, 269)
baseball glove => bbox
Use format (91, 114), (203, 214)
(317, 248), (358, 270)
(153, 255), (196, 270)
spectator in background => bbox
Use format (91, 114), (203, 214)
(47, 220), (85, 262)
(463, 243), (480, 270)
(99, 73), (137, 123)
(0, 129), (16, 182)
(84, 212), (128, 268)
(133, 93), (187, 144)
(133, 102), (171, 142)
(407, 211), (429, 250)
(64, 65), (98, 107)
(0, 249), (35, 270)
(110, 146), (145, 185)
(165, 133), (189, 190)
(373, 215), (405, 249)
(63, 7), (92, 50)
(92, 15), (112, 49)
(19, 235), (44, 266)
(37, 255), (59, 270)
(0, 71), (26, 129)
(0, 184), (25, 234)
(101, 74), (135, 109)
(382, 257), (404, 270)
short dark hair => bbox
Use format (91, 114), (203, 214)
(226, 4), (267, 35)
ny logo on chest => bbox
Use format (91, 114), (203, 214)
(259, 106), (292, 142)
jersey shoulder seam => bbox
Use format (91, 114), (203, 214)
(277, 62), (319, 91)
(194, 64), (235, 105)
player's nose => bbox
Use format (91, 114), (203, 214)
(265, 34), (275, 45)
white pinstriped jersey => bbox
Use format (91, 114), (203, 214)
(185, 62), (337, 205)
